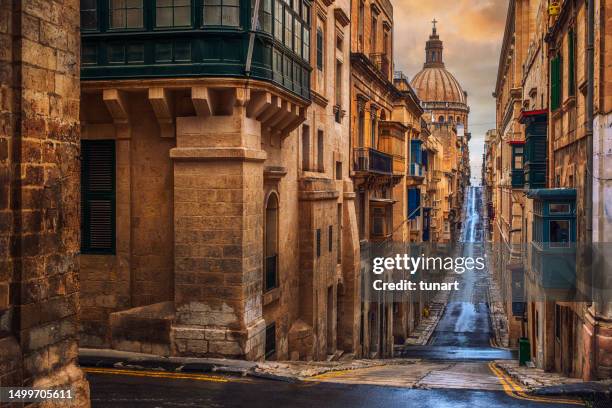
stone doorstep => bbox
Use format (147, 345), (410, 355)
(79, 348), (419, 382)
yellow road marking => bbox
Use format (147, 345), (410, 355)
(83, 367), (231, 383)
(308, 369), (354, 381)
(488, 362), (584, 406)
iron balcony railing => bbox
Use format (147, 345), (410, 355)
(353, 147), (392, 175)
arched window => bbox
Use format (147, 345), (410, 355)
(264, 193), (279, 291)
(448, 116), (454, 123)
(438, 115), (445, 123)
(456, 116), (461, 123)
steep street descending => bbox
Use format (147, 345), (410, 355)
(86, 187), (582, 407)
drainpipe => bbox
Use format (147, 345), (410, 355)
(244, 0), (261, 75)
(586, 0), (596, 380)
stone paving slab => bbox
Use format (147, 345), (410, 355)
(495, 360), (585, 391)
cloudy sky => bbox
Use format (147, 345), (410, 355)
(393, 0), (508, 185)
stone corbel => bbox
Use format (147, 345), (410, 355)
(148, 87), (175, 138)
(191, 86), (212, 117)
(103, 89), (130, 139)
(246, 91), (273, 118)
(264, 100), (291, 130)
(283, 106), (306, 136)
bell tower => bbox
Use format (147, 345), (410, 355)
(425, 19), (444, 68)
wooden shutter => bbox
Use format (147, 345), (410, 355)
(550, 55), (562, 110)
(81, 140), (115, 254)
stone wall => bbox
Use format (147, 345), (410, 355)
(0, 0), (89, 405)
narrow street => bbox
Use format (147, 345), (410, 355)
(86, 187), (582, 407)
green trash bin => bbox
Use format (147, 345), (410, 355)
(518, 337), (530, 366)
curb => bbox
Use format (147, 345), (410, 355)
(78, 348), (300, 383)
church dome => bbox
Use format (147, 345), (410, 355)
(410, 22), (467, 105)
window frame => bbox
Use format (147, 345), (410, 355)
(155, 0), (193, 28)
(202, 0), (241, 27)
(109, 0), (145, 30)
(81, 0), (99, 31)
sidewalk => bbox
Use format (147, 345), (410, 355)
(495, 360), (585, 390)
(402, 275), (453, 347)
(79, 348), (418, 382)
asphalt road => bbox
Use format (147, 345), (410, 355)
(87, 371), (579, 408)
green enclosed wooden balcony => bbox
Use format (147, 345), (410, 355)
(80, 0), (312, 100)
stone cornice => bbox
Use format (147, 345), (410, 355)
(169, 147), (267, 162)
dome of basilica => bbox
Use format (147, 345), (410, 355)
(410, 22), (467, 106)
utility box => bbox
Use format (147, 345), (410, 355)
(518, 337), (531, 366)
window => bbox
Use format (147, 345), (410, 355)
(156, 0), (191, 27)
(335, 161), (342, 180)
(408, 188), (420, 219)
(82, 44), (98, 64)
(317, 130), (324, 172)
(265, 193), (279, 291)
(371, 207), (384, 235)
(335, 59), (342, 108)
(316, 228), (321, 257)
(274, 1), (283, 39)
(81, 0), (98, 30)
(316, 28), (324, 71)
(550, 54), (562, 110)
(512, 146), (524, 170)
(110, 0), (144, 29)
(81, 140), (115, 254)
(301, 125), (310, 170)
(358, 108), (365, 146)
(302, 24), (310, 61)
(203, 0), (240, 26)
(568, 29), (575, 97)
(370, 10), (378, 52)
(293, 18), (301, 55)
(258, 0), (272, 33)
(370, 110), (377, 148)
(284, 8), (292, 48)
(549, 219), (570, 247)
(438, 115), (445, 123)
(265, 323), (276, 358)
(108, 43), (144, 64)
(358, 1), (364, 51)
(549, 203), (570, 214)
(328, 225), (333, 252)
(337, 204), (342, 263)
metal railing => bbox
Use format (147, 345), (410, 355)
(353, 147), (392, 175)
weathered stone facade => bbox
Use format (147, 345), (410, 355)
(489, 0), (612, 380)
(78, 0), (360, 361)
(0, 0), (89, 405)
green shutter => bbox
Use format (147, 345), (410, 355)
(550, 55), (562, 111)
(81, 140), (116, 254)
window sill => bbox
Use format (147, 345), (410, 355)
(263, 287), (280, 306)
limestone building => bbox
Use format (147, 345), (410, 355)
(349, 0), (400, 358)
(490, 0), (612, 380)
(411, 22), (471, 242)
(0, 0), (90, 405)
(78, 0), (360, 361)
